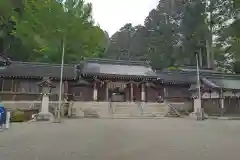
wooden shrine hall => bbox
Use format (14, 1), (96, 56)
(0, 55), (166, 102)
(2, 53), (240, 117)
(71, 59), (163, 102)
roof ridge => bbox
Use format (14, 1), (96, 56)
(86, 58), (150, 66)
(12, 61), (76, 67)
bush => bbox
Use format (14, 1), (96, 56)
(11, 110), (25, 122)
(168, 66), (180, 71)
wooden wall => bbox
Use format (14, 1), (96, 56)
(0, 79), (39, 93)
(0, 78), (71, 101)
(69, 86), (93, 101)
(165, 85), (190, 98)
(0, 78), (193, 102)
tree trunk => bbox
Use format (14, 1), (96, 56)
(206, 0), (215, 69)
(0, 38), (4, 54)
(206, 39), (211, 68)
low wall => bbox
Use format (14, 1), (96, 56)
(166, 100), (193, 112)
(1, 101), (192, 118)
(70, 102), (168, 118)
(2, 101), (57, 110)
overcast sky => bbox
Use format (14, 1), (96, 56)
(87, 0), (159, 36)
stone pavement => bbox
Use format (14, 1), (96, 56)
(0, 119), (240, 160)
(208, 116), (240, 120)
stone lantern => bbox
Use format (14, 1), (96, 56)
(36, 78), (55, 121)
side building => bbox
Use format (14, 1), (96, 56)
(159, 67), (240, 116)
(0, 55), (77, 101)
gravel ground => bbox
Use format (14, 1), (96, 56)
(0, 118), (240, 160)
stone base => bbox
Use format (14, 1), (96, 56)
(189, 112), (208, 120)
(35, 112), (54, 121)
(189, 112), (198, 120)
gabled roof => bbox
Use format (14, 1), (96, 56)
(82, 58), (157, 79)
(156, 71), (196, 84)
(0, 61), (77, 80)
(157, 67), (240, 85)
(202, 77), (240, 90)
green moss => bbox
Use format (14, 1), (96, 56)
(11, 110), (25, 122)
(168, 66), (180, 71)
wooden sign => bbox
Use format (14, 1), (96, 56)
(108, 82), (126, 89)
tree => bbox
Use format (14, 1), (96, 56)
(227, 0), (240, 72)
(179, 0), (208, 67)
(0, 0), (16, 53)
(128, 25), (149, 61)
(205, 0), (234, 69)
(13, 0), (106, 63)
(106, 0), (185, 69)
(105, 23), (136, 60)
(212, 0), (239, 72)
(143, 0), (183, 69)
(0, 0), (29, 60)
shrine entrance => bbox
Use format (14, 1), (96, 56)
(108, 82), (126, 102)
(110, 87), (125, 102)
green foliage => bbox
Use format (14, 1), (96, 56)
(106, 0), (238, 71)
(11, 110), (25, 122)
(168, 66), (181, 71)
(105, 23), (135, 60)
(0, 0), (25, 56)
(180, 0), (208, 66)
(234, 0), (240, 9)
(0, 0), (15, 53)
(0, 0), (12, 26)
(215, 0), (240, 72)
(233, 61), (240, 73)
(106, 0), (183, 69)
(0, 0), (239, 72)
(11, 0), (106, 63)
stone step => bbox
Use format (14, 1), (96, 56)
(71, 102), (168, 118)
(113, 106), (166, 114)
(112, 114), (165, 119)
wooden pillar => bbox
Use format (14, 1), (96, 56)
(141, 83), (145, 101)
(124, 84), (128, 102)
(164, 87), (167, 97)
(130, 83), (133, 102)
(63, 81), (68, 100)
(1, 79), (4, 92)
(93, 82), (98, 101)
(106, 82), (109, 101)
(163, 86), (168, 103)
(11, 79), (14, 92)
(220, 90), (224, 116)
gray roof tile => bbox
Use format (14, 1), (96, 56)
(82, 59), (157, 77)
(190, 77), (240, 90)
(0, 61), (77, 80)
(204, 78), (240, 90)
(156, 71), (196, 84)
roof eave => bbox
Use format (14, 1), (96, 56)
(82, 73), (159, 80)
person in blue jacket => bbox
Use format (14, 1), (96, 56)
(0, 104), (6, 130)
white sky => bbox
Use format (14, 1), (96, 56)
(87, 0), (159, 36)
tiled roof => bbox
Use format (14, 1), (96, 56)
(156, 71), (196, 84)
(203, 77), (240, 90)
(190, 77), (240, 90)
(82, 58), (157, 78)
(157, 68), (240, 85)
(0, 61), (77, 80)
